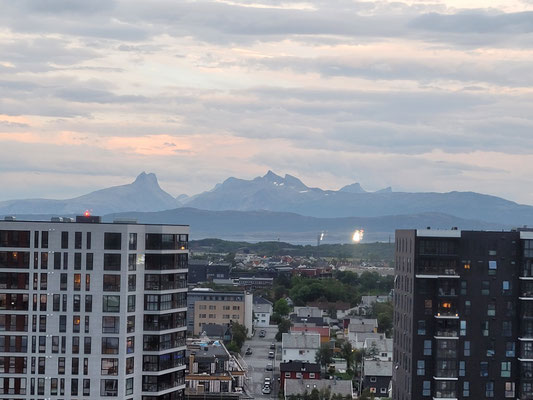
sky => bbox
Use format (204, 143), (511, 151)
(1, 0), (533, 204)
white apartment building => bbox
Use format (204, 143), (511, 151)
(0, 215), (188, 400)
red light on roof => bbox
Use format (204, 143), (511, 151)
(84, 210), (91, 217)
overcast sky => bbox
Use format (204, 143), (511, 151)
(1, 0), (533, 204)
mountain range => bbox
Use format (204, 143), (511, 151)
(1, 171), (531, 243)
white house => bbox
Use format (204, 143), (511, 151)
(253, 296), (273, 327)
(282, 332), (321, 363)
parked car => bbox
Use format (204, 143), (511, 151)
(264, 378), (271, 385)
(245, 347), (252, 355)
(268, 351), (275, 359)
(270, 343), (275, 350)
(266, 363), (273, 371)
(259, 330), (266, 338)
(262, 386), (272, 394)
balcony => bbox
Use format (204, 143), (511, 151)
(416, 267), (459, 279)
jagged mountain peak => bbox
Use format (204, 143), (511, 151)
(133, 172), (159, 187)
(262, 170), (283, 182)
(339, 182), (367, 194)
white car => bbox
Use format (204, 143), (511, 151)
(264, 378), (271, 385)
(262, 386), (271, 394)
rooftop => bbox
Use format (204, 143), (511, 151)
(363, 360), (393, 377)
(282, 332), (321, 350)
(284, 379), (353, 399)
(280, 361), (321, 373)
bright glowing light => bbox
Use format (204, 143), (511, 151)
(320, 232), (325, 241)
(352, 229), (364, 243)
(84, 210), (91, 217)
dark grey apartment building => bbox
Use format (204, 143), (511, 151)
(393, 228), (533, 400)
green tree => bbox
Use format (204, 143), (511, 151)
(340, 341), (354, 373)
(275, 318), (291, 341)
(359, 388), (374, 400)
(315, 343), (333, 371)
(230, 322), (247, 350)
(310, 389), (320, 400)
(274, 298), (290, 316)
(226, 341), (240, 353)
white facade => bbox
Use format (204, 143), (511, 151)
(253, 297), (273, 328)
(0, 217), (188, 399)
(281, 332), (320, 363)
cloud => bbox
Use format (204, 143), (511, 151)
(1, 0), (533, 205)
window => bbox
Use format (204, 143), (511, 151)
(487, 340), (495, 357)
(503, 321), (512, 337)
(488, 260), (497, 275)
(103, 296), (120, 313)
(59, 315), (66, 332)
(102, 316), (120, 334)
(74, 273), (81, 291)
(486, 381), (494, 397)
(75, 232), (82, 249)
(464, 341), (470, 356)
(103, 275), (121, 292)
(61, 231), (68, 249)
(460, 320), (467, 336)
(129, 233), (137, 250)
(85, 295), (92, 312)
(74, 295), (81, 312)
(72, 337), (79, 354)
(503, 280), (512, 295)
(84, 337), (91, 354)
(86, 273), (90, 291)
(482, 320), (489, 336)
(126, 357), (134, 374)
(128, 254), (137, 271)
(102, 337), (119, 355)
(459, 361), (465, 376)
(72, 358), (79, 375)
(86, 253), (93, 270)
(104, 254), (121, 271)
(501, 361), (511, 377)
(74, 252), (81, 269)
(58, 357), (65, 374)
(423, 340), (432, 356)
(60, 273), (67, 290)
(417, 360), (425, 375)
(460, 281), (467, 295)
(422, 381), (430, 396)
(100, 379), (118, 397)
(128, 275), (136, 291)
(54, 252), (61, 269)
(463, 381), (470, 397)
(127, 316), (135, 333)
(506, 342), (515, 357)
(126, 377), (133, 395)
(104, 233), (122, 250)
(480, 362), (488, 377)
(101, 358), (119, 375)
(83, 379), (90, 396)
(85, 316), (90, 333)
(126, 336), (134, 354)
(417, 320), (426, 335)
(505, 382), (515, 398)
(482, 281), (490, 295)
(128, 295), (136, 312)
(73, 315), (80, 333)
(487, 302), (496, 316)
(87, 232), (91, 249)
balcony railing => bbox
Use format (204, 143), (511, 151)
(435, 330), (459, 338)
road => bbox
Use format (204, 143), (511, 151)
(242, 326), (280, 399)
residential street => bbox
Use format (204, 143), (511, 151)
(242, 326), (280, 399)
